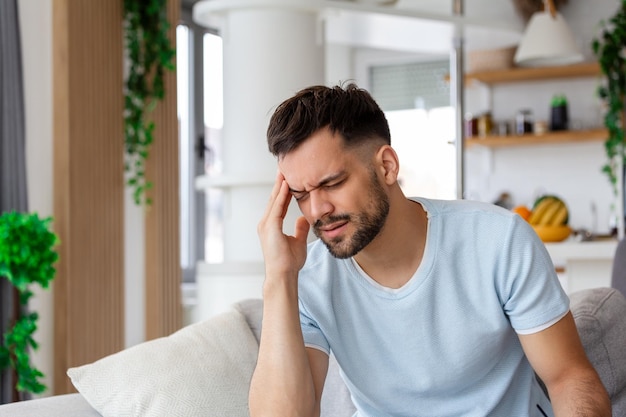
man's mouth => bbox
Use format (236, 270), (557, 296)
(316, 220), (349, 239)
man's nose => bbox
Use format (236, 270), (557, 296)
(308, 189), (333, 221)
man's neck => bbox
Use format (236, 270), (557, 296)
(353, 197), (428, 289)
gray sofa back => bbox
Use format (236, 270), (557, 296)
(611, 238), (626, 299)
(571, 287), (626, 416)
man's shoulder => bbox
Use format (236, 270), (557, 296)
(412, 197), (516, 225)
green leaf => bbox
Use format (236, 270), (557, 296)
(123, 0), (175, 206)
(591, 0), (626, 191)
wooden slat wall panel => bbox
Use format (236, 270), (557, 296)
(53, 0), (124, 394)
(145, 0), (182, 339)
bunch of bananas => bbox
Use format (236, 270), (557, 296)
(529, 195), (569, 226)
(511, 195), (571, 242)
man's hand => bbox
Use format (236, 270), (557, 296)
(250, 172), (324, 417)
(258, 171), (310, 279)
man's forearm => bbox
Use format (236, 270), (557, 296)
(549, 370), (611, 417)
(249, 277), (318, 417)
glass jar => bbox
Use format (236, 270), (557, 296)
(464, 113), (478, 138)
(478, 112), (493, 137)
(516, 109), (533, 135)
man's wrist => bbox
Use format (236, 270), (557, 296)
(263, 271), (299, 298)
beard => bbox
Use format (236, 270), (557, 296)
(313, 169), (390, 259)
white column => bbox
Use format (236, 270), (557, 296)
(193, 0), (325, 318)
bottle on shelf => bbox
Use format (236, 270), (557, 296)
(478, 112), (493, 137)
(465, 113), (478, 138)
(515, 109), (533, 135)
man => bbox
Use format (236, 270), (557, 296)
(249, 83), (611, 416)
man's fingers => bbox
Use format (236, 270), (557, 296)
(261, 172), (288, 224)
(279, 180), (293, 219)
(269, 179), (290, 220)
(294, 216), (310, 242)
(259, 173), (293, 241)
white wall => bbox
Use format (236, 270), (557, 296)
(18, 0), (54, 396)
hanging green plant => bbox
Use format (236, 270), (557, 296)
(123, 0), (176, 206)
(592, 0), (626, 191)
(0, 212), (59, 396)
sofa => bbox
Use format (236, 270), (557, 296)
(0, 287), (624, 417)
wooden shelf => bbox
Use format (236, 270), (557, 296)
(465, 128), (607, 148)
(465, 62), (601, 85)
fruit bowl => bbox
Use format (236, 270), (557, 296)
(532, 225), (572, 242)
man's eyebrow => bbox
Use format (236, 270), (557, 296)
(288, 171), (347, 194)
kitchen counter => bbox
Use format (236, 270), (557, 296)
(545, 239), (618, 262)
(544, 239), (618, 294)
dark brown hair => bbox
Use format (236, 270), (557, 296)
(266, 83), (391, 157)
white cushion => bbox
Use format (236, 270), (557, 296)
(67, 308), (258, 417)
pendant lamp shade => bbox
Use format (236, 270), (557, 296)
(514, 10), (583, 67)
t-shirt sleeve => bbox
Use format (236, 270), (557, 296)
(299, 299), (331, 355)
(497, 214), (570, 333)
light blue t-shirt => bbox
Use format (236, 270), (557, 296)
(298, 197), (570, 417)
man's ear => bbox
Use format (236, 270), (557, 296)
(376, 145), (400, 185)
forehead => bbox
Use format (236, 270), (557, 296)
(278, 129), (360, 188)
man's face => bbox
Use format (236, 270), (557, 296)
(278, 128), (389, 259)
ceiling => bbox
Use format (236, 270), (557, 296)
(184, 0), (527, 20)
(188, 0), (526, 53)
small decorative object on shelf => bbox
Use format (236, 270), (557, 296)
(465, 113), (478, 138)
(534, 120), (548, 135)
(468, 46), (516, 73)
(477, 112), (493, 137)
(516, 109), (534, 135)
(550, 94), (569, 131)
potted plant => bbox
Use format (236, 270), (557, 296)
(0, 212), (58, 398)
(123, 0), (176, 206)
(592, 0), (626, 191)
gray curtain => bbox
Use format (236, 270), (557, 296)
(0, 0), (29, 404)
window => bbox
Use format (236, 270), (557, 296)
(177, 15), (224, 283)
(386, 107), (456, 200)
(370, 60), (456, 200)
(202, 32), (224, 264)
(177, 24), (192, 273)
